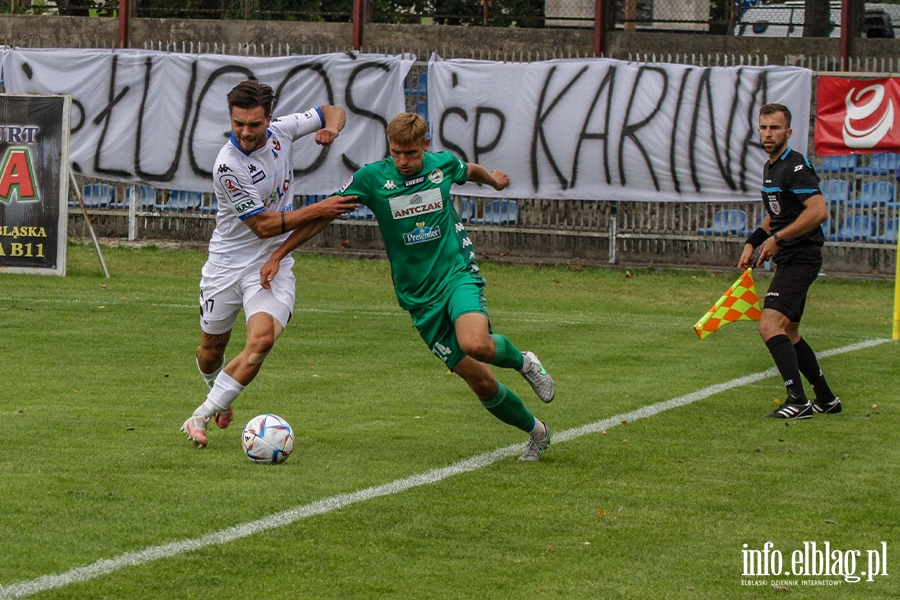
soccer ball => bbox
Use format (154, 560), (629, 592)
(241, 414), (294, 464)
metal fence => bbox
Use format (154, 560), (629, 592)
(0, 0), (802, 33)
(45, 46), (894, 276)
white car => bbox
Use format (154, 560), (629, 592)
(735, 1), (900, 38)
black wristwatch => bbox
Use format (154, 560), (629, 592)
(773, 232), (786, 247)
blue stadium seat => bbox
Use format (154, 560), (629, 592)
(854, 181), (895, 207)
(819, 179), (851, 204)
(166, 190), (203, 212)
(458, 197), (476, 223)
(698, 209), (748, 236)
(76, 183), (115, 209)
(476, 200), (519, 226)
(124, 185), (157, 211)
(820, 218), (835, 241)
(858, 152), (900, 175)
(404, 71), (427, 96)
(835, 215), (877, 242)
(753, 213), (767, 229)
(817, 154), (858, 173)
(879, 218), (898, 244)
(415, 101), (428, 123)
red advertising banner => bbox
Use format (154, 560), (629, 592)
(815, 76), (900, 156)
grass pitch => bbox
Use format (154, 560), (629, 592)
(1, 242), (898, 599)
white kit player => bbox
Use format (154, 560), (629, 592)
(181, 79), (358, 448)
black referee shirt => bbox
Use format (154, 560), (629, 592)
(761, 147), (826, 264)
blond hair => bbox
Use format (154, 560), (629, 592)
(386, 113), (428, 146)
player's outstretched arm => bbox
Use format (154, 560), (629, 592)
(315, 105), (347, 146)
(244, 194), (359, 239)
(259, 217), (329, 288)
(466, 163), (509, 191)
(259, 194), (359, 288)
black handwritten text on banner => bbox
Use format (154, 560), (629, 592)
(428, 56), (812, 202)
(0, 49), (413, 194)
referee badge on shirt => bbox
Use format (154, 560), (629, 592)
(768, 194), (781, 215)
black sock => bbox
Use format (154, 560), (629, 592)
(765, 334), (808, 403)
(794, 338), (836, 403)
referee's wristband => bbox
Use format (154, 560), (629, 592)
(745, 227), (769, 248)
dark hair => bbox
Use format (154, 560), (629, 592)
(760, 103), (791, 128)
(386, 112), (428, 146)
(226, 79), (275, 116)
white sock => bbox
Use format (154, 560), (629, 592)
(196, 355), (225, 388)
(528, 418), (547, 441)
(193, 371), (245, 418)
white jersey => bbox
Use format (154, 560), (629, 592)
(206, 108), (325, 269)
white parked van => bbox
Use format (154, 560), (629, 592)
(735, 1), (900, 38)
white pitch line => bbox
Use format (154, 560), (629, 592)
(2, 337), (891, 598)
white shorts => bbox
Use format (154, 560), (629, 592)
(199, 257), (295, 335)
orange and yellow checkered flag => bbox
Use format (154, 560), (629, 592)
(693, 268), (762, 340)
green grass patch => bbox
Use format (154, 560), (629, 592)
(1, 241), (897, 599)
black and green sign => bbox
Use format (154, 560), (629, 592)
(0, 94), (71, 275)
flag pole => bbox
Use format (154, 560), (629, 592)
(69, 169), (110, 279)
(893, 234), (899, 341)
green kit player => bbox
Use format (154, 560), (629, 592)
(261, 112), (555, 461)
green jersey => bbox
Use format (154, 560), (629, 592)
(338, 151), (483, 311)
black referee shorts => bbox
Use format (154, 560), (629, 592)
(764, 260), (822, 323)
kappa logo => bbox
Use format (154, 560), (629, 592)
(383, 180), (398, 190)
(843, 83), (894, 149)
(217, 164), (231, 174)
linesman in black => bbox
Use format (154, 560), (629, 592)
(738, 103), (841, 419)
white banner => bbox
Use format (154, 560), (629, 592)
(0, 49), (414, 194)
(428, 55), (812, 202)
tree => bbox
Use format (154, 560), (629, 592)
(804, 0), (833, 37)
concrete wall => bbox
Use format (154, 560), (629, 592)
(4, 15), (900, 60)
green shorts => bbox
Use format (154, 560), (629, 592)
(409, 279), (488, 370)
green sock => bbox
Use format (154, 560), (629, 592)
(480, 382), (535, 433)
(490, 334), (524, 370)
